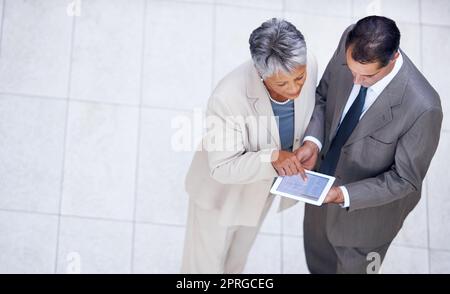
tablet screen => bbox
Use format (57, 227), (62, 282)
(276, 173), (330, 200)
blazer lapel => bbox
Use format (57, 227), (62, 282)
(293, 88), (306, 150)
(293, 57), (316, 150)
(344, 94), (393, 147)
(246, 63), (281, 149)
(344, 58), (409, 147)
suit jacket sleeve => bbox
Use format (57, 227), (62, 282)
(205, 96), (278, 185)
(345, 107), (443, 211)
(304, 25), (354, 144)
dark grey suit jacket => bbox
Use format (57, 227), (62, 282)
(304, 25), (443, 247)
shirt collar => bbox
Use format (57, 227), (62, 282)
(368, 51), (404, 95)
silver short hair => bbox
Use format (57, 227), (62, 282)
(249, 18), (307, 79)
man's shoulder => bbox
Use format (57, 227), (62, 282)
(402, 54), (441, 111)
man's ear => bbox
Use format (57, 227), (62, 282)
(391, 51), (400, 62)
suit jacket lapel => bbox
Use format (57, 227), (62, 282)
(329, 65), (354, 141)
(344, 58), (410, 147)
(344, 93), (393, 146)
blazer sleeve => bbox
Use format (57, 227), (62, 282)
(345, 107), (443, 211)
(304, 25), (354, 144)
(205, 96), (278, 185)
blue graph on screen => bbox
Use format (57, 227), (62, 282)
(277, 174), (329, 200)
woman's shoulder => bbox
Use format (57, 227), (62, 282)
(214, 60), (252, 91)
(210, 60), (253, 103)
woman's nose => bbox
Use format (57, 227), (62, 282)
(287, 83), (299, 93)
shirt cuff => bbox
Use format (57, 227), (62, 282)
(339, 186), (350, 208)
(303, 136), (322, 152)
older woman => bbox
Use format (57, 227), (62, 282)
(181, 18), (318, 273)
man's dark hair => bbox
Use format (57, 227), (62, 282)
(345, 16), (400, 67)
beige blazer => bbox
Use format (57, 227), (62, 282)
(185, 53), (318, 227)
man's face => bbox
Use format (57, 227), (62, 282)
(346, 46), (399, 88)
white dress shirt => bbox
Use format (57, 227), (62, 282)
(304, 51), (404, 207)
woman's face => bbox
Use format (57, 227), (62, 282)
(263, 65), (307, 101)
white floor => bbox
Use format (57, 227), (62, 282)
(0, 0), (449, 274)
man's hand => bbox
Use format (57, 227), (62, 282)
(323, 186), (344, 204)
(294, 141), (319, 170)
(271, 150), (307, 180)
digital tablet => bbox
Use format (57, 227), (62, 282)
(270, 170), (336, 206)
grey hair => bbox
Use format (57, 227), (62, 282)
(249, 18), (307, 79)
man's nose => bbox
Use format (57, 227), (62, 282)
(353, 75), (363, 84)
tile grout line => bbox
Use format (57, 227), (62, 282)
(0, 0), (6, 57)
(286, 9), (357, 21)
(419, 0), (432, 274)
(148, 0), (436, 23)
(350, 0), (355, 19)
(421, 22), (450, 29)
(279, 208), (284, 273)
(5, 91), (448, 135)
(0, 206), (187, 228)
(280, 0), (287, 275)
(0, 91), (203, 114)
(150, 0), (215, 6)
(149, 0), (356, 19)
(2, 204), (447, 252)
(152, 0), (450, 29)
(210, 0), (216, 92)
(130, 0), (148, 274)
(418, 0), (424, 71)
(0, 208), (60, 217)
(53, 12), (77, 274)
(213, 2), (283, 13)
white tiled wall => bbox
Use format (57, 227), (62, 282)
(56, 216), (133, 274)
(0, 211), (59, 274)
(61, 101), (139, 220)
(0, 0), (73, 97)
(214, 4), (284, 85)
(0, 95), (66, 214)
(69, 0), (144, 105)
(136, 108), (193, 225)
(143, 1), (214, 111)
(0, 0), (449, 274)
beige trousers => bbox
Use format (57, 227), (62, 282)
(181, 195), (274, 274)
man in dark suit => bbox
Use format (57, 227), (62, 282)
(295, 16), (443, 274)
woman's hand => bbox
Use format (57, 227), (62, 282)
(271, 150), (307, 180)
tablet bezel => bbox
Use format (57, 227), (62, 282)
(270, 170), (336, 206)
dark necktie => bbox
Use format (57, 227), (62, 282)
(319, 86), (368, 176)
